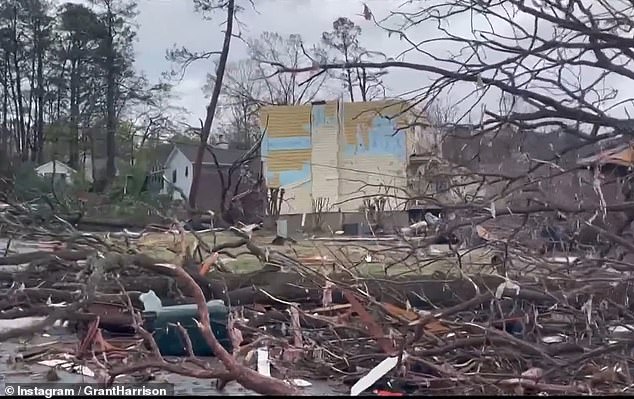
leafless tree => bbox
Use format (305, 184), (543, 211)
(214, 60), (262, 149)
(182, 0), (236, 212)
(263, 0), (634, 254)
(271, 1), (633, 137)
(321, 17), (388, 102)
(248, 31), (328, 106)
(211, 31), (332, 149)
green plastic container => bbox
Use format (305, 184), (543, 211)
(142, 300), (233, 357)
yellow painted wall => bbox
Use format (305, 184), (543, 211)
(261, 105), (311, 138)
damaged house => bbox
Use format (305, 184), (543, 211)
(260, 99), (432, 231)
(412, 125), (634, 249)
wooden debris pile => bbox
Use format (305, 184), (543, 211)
(1, 200), (634, 395)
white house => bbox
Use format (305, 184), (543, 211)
(161, 145), (194, 200)
(35, 161), (76, 184)
(161, 142), (241, 201)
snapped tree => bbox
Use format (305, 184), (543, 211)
(184, 0), (236, 211)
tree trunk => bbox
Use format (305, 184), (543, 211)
(358, 67), (368, 102)
(35, 21), (45, 164)
(105, 4), (117, 183)
(69, 58), (80, 169)
(188, 0), (236, 211)
(26, 24), (37, 162)
(343, 44), (355, 102)
(28, 18), (45, 164)
(1, 56), (8, 167)
(10, 6), (27, 161)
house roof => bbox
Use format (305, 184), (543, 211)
(36, 160), (77, 173)
(173, 143), (253, 166)
(193, 162), (265, 221)
(153, 143), (175, 164)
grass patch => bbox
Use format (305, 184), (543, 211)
(132, 230), (499, 277)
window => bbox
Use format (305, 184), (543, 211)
(185, 166), (189, 177)
(44, 172), (67, 185)
(172, 169), (177, 183)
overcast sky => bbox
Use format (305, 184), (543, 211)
(74, 0), (626, 133)
(132, 0), (414, 125)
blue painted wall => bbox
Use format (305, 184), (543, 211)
(266, 136), (311, 151)
(312, 105), (326, 128)
(344, 116), (406, 161)
(261, 132), (269, 158)
(262, 134), (312, 187)
(271, 163), (311, 186)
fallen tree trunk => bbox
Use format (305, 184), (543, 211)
(247, 309), (333, 329)
(0, 249), (94, 265)
(105, 253), (299, 395)
(209, 271), (558, 309)
(2, 248), (627, 317)
(0, 288), (143, 310)
(76, 216), (169, 230)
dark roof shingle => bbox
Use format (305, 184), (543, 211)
(174, 143), (250, 165)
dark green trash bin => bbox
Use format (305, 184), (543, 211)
(142, 300), (233, 357)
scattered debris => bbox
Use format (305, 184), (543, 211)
(0, 317), (48, 334)
(351, 355), (403, 396)
(2, 196), (634, 396)
(256, 348), (271, 377)
(287, 378), (311, 387)
(38, 357), (95, 378)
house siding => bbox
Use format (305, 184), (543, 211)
(261, 100), (416, 214)
(35, 161), (75, 184)
(261, 104), (312, 187)
(162, 148), (193, 200)
(310, 102), (340, 211)
(338, 101), (411, 211)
